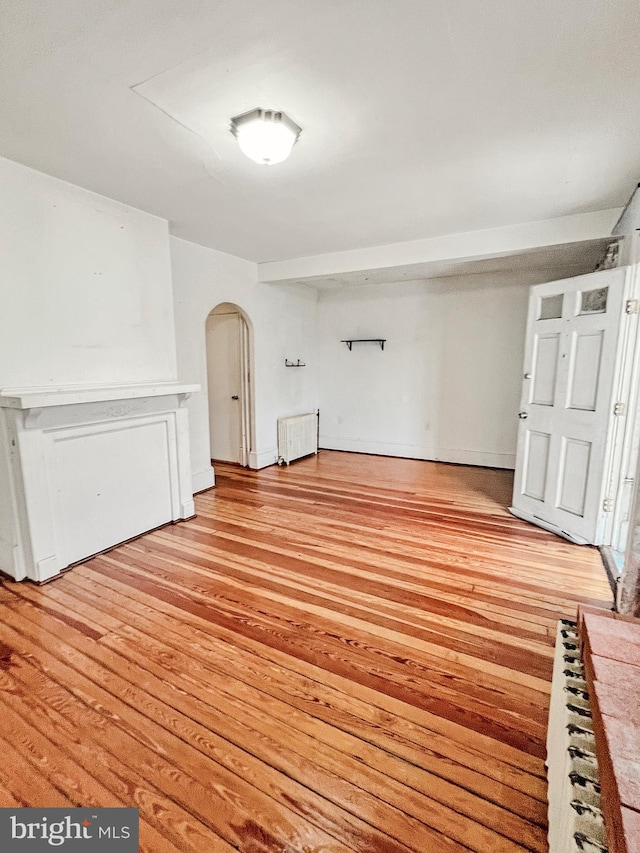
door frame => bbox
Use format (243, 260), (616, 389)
(205, 303), (254, 467)
(599, 262), (640, 548)
(238, 313), (252, 467)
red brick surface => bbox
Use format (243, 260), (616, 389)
(599, 714), (640, 809)
(621, 807), (640, 853)
(589, 655), (640, 692)
(592, 678), (640, 728)
(581, 611), (640, 667)
(578, 605), (640, 853)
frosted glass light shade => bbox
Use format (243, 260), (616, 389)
(231, 109), (302, 165)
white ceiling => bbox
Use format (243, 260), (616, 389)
(1, 1), (639, 264)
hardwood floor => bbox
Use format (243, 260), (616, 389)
(0, 451), (612, 852)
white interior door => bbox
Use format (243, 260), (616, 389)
(206, 311), (242, 463)
(511, 268), (627, 545)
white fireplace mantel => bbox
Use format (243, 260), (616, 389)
(0, 383), (199, 583)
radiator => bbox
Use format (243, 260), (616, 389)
(277, 413), (318, 466)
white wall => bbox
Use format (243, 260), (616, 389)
(170, 236), (318, 490)
(436, 275), (530, 467)
(0, 156), (180, 578)
(318, 271), (561, 469)
(318, 281), (446, 459)
(0, 156), (177, 390)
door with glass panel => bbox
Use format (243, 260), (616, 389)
(511, 268), (627, 544)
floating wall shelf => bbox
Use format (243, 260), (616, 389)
(284, 359), (306, 367)
(341, 339), (386, 351)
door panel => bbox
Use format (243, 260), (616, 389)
(511, 268), (627, 545)
(557, 438), (590, 516)
(531, 334), (559, 405)
(567, 332), (603, 410)
(522, 431), (550, 500)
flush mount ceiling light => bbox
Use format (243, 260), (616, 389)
(230, 108), (302, 165)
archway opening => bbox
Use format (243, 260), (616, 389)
(205, 303), (253, 466)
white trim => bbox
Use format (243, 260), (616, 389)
(319, 435), (515, 468)
(608, 261), (640, 551)
(35, 554), (61, 583)
(249, 448), (278, 469)
(0, 540), (24, 581)
(192, 467), (215, 493)
(319, 436), (436, 459)
(0, 382), (198, 410)
(437, 447), (516, 469)
(240, 317), (251, 467)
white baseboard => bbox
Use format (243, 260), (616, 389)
(180, 499), (196, 518)
(320, 436), (437, 460)
(437, 447), (515, 469)
(319, 436), (515, 469)
(35, 554), (61, 583)
(249, 448), (278, 469)
(0, 539), (25, 581)
(192, 467), (215, 493)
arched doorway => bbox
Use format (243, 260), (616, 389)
(205, 303), (253, 466)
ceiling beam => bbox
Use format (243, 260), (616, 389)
(258, 209), (621, 284)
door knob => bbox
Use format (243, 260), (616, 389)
(518, 411), (528, 419)
(231, 395), (239, 400)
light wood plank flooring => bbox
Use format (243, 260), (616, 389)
(0, 451), (612, 852)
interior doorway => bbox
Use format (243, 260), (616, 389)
(205, 303), (252, 466)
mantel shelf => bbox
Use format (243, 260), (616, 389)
(341, 339), (386, 351)
(0, 382), (199, 410)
